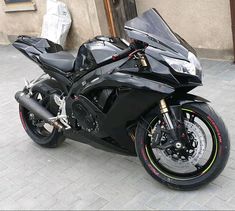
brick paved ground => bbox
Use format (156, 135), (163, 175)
(0, 45), (235, 210)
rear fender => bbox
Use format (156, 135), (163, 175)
(31, 79), (64, 95)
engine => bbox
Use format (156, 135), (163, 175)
(72, 101), (97, 132)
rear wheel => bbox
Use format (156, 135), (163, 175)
(135, 103), (230, 190)
(19, 83), (65, 148)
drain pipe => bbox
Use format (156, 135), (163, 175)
(104, 0), (117, 37)
(230, 0), (235, 62)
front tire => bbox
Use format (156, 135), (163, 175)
(135, 103), (230, 190)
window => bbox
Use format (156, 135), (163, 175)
(4, 0), (31, 3)
(3, 0), (36, 12)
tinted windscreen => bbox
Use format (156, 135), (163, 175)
(125, 8), (179, 44)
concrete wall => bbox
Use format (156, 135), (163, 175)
(60, 0), (108, 49)
(0, 0), (45, 43)
(0, 0), (109, 48)
(136, 0), (233, 52)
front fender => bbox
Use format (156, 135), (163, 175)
(171, 93), (210, 105)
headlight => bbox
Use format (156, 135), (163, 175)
(188, 52), (202, 71)
(162, 52), (202, 76)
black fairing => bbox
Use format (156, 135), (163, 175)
(67, 88), (171, 154)
(13, 36), (63, 63)
(144, 47), (202, 88)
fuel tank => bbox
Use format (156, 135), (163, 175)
(74, 36), (129, 71)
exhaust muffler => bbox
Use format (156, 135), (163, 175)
(15, 91), (63, 130)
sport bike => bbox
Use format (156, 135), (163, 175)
(14, 8), (230, 190)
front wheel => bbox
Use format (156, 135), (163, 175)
(135, 103), (230, 190)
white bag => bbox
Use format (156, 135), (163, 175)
(41, 0), (72, 47)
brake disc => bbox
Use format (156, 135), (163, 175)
(185, 120), (207, 165)
(156, 120), (207, 169)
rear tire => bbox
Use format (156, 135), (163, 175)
(135, 103), (230, 190)
(19, 80), (65, 148)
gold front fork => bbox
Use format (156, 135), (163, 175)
(159, 99), (174, 130)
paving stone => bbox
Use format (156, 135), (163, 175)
(205, 196), (235, 210)
(84, 197), (108, 210)
(0, 198), (21, 210)
(121, 191), (153, 210)
(68, 190), (101, 210)
(100, 187), (140, 210)
(182, 201), (208, 210)
(93, 184), (121, 202)
(146, 189), (177, 210)
(53, 182), (83, 206)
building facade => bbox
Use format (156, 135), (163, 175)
(0, 0), (233, 59)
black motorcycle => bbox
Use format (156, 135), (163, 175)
(14, 8), (230, 190)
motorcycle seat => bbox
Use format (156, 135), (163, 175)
(39, 51), (75, 72)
